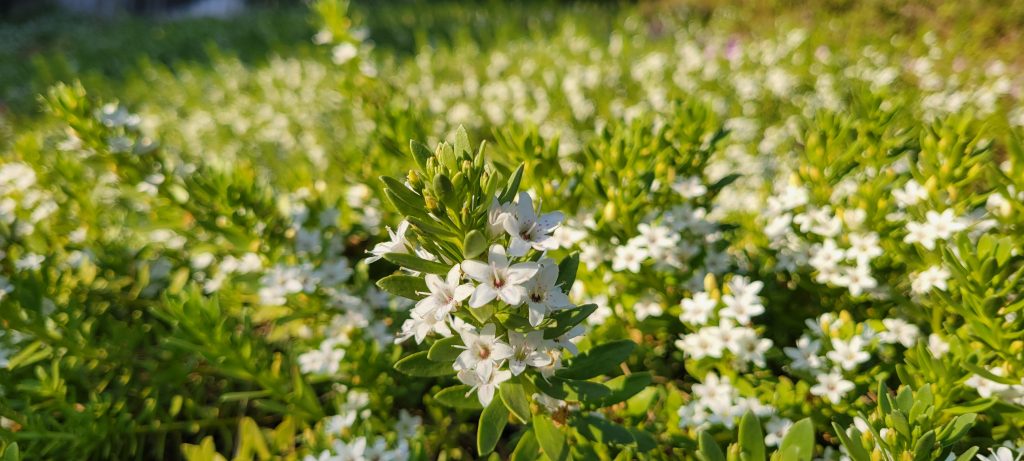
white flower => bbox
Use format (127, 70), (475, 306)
(15, 253), (44, 272)
(366, 220), (410, 263)
(395, 409), (422, 439)
(720, 291), (765, 324)
(487, 198), (514, 237)
(833, 264), (877, 296)
(809, 239), (845, 273)
(679, 292), (717, 325)
(507, 331), (551, 375)
(394, 308), (453, 345)
(552, 225), (587, 248)
(454, 323), (513, 378)
(414, 265), (474, 320)
(727, 276), (764, 298)
(810, 371), (855, 404)
(522, 259), (572, 326)
(298, 340), (346, 376)
(879, 318), (920, 348)
(503, 192), (564, 257)
(893, 179), (928, 207)
(676, 329), (724, 359)
(927, 333), (950, 358)
(925, 209), (968, 240)
(911, 266), (950, 294)
(965, 373), (1010, 398)
(458, 366), (512, 407)
(633, 298), (664, 321)
(671, 176), (707, 198)
(784, 336), (823, 371)
(330, 436), (367, 461)
(611, 243), (647, 273)
(846, 233), (882, 264)
(826, 336), (870, 370)
(552, 324), (586, 356)
(461, 245), (539, 307)
(730, 327), (773, 367)
(904, 220), (938, 250)
(976, 447), (1021, 461)
(764, 417), (793, 447)
(332, 42), (359, 65)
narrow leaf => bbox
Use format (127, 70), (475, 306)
(394, 351), (456, 377)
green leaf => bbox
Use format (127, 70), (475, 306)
(511, 429), (540, 461)
(2, 443), (19, 461)
(557, 340), (636, 380)
(394, 351), (456, 377)
(545, 304), (597, 339)
(831, 423), (870, 461)
(778, 418), (814, 461)
(534, 414), (569, 461)
(698, 431), (725, 461)
(478, 397), (509, 455)
(376, 274), (427, 300)
(556, 252), (579, 289)
(628, 427), (658, 452)
(428, 335), (463, 362)
(433, 173), (457, 206)
(500, 381), (532, 424)
(737, 411), (766, 461)
(383, 252), (451, 274)
(383, 187), (430, 223)
(942, 399), (994, 416)
(955, 447), (979, 461)
(455, 125), (472, 155)
(962, 362), (1020, 385)
(410, 140), (432, 171)
(913, 430), (936, 461)
(236, 417), (272, 460)
(572, 415), (635, 446)
(531, 376), (611, 403)
(463, 230), (488, 259)
(499, 164), (525, 203)
(597, 372), (652, 407)
(407, 215), (459, 238)
(937, 414), (976, 445)
(434, 385), (483, 409)
(381, 175), (423, 206)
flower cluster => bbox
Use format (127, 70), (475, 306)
(674, 276), (772, 369)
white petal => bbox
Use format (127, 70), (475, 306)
(497, 286), (525, 305)
(424, 274), (446, 294)
(452, 284), (474, 302)
(491, 343), (513, 361)
(446, 265), (464, 285)
(507, 237), (533, 257)
(477, 383), (495, 406)
(528, 304), (546, 327)
(488, 244), (509, 267)
(537, 211), (564, 230)
(507, 263), (540, 283)
(470, 285), (497, 307)
(461, 260), (491, 282)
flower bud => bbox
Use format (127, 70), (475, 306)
(433, 173), (456, 206)
(407, 170), (424, 192)
(602, 201), (617, 221)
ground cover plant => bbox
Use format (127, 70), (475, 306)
(1, 0), (1023, 459)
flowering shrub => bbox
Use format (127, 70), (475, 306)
(1, 0), (1024, 460)
(374, 128), (651, 458)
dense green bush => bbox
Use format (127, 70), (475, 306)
(1, 0), (1023, 459)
